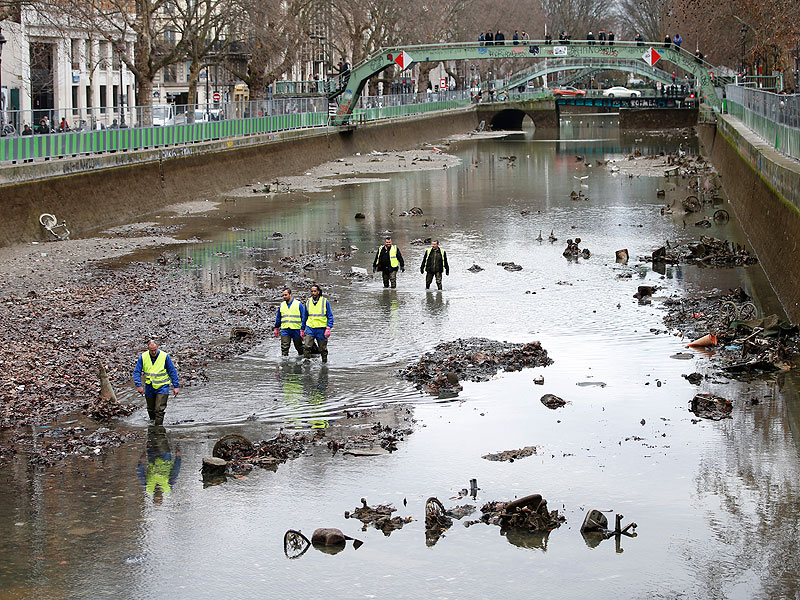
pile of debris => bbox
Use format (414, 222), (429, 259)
(647, 236), (758, 267)
(482, 446), (538, 462)
(497, 261), (523, 271)
(400, 338), (553, 396)
(661, 288), (798, 376)
(279, 251), (351, 272)
(345, 498), (412, 535)
(469, 494), (565, 532)
(27, 426), (136, 467)
(690, 393), (733, 420)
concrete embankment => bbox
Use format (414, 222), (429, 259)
(0, 108), (477, 247)
(699, 114), (800, 322)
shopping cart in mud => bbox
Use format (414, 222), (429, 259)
(39, 213), (70, 240)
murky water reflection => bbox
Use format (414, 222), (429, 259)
(1, 119), (799, 599)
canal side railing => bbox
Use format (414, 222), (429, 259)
(724, 85), (800, 161)
(0, 91), (472, 165)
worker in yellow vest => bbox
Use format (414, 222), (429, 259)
(303, 284), (334, 362)
(133, 340), (180, 426)
(274, 287), (308, 356)
(373, 236), (405, 288)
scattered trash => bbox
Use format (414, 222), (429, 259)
(482, 446), (538, 462)
(562, 238), (590, 259)
(615, 249), (629, 263)
(477, 494), (565, 532)
(400, 338), (553, 397)
(311, 528), (363, 554)
(540, 394), (566, 409)
(682, 372), (703, 385)
(580, 509), (637, 548)
(345, 498), (412, 535)
(354, 213), (366, 219)
(690, 393), (732, 420)
(533, 375), (545, 385)
(467, 264), (485, 273)
(497, 262), (523, 271)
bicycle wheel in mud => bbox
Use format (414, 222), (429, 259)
(738, 302), (758, 321)
(682, 196), (702, 213)
(713, 209), (730, 223)
(719, 301), (738, 327)
(283, 529), (310, 559)
(212, 434), (254, 460)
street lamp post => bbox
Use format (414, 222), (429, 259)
(0, 29), (7, 135)
(116, 41), (126, 127)
(740, 25), (748, 76)
(205, 65), (210, 119)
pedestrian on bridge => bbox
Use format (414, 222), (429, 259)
(275, 287), (308, 356)
(634, 32), (643, 46)
(485, 31), (493, 46)
(478, 32), (485, 46)
(133, 340), (180, 426)
(664, 35), (671, 48)
(521, 31), (529, 42)
(598, 29), (606, 44)
(303, 284), (333, 363)
(673, 34), (682, 48)
(587, 31), (595, 45)
(513, 30), (519, 45)
(374, 236), (405, 288)
(608, 31), (615, 45)
(420, 240), (450, 290)
(495, 30), (505, 45)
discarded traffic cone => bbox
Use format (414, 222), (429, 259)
(687, 333), (717, 348)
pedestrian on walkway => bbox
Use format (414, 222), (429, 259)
(274, 287), (307, 356)
(374, 236), (405, 288)
(420, 240), (450, 290)
(304, 284), (333, 363)
(133, 340), (180, 426)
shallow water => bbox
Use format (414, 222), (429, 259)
(1, 119), (799, 600)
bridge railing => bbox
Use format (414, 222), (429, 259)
(725, 85), (800, 161)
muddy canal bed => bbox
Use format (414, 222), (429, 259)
(1, 122), (799, 599)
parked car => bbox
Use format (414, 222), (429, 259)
(603, 86), (641, 98)
(151, 105), (176, 126)
(552, 86), (587, 97)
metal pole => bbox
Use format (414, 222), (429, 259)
(205, 65), (209, 118)
(118, 44), (126, 127)
(0, 28), (6, 134)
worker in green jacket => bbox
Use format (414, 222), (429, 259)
(419, 240), (450, 290)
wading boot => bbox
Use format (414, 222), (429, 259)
(322, 353), (328, 363)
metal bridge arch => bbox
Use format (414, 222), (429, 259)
(499, 58), (677, 91)
(329, 41), (721, 125)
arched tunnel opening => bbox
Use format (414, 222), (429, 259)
(490, 109), (527, 131)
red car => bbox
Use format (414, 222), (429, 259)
(552, 86), (587, 97)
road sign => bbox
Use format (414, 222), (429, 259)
(394, 50), (413, 70)
(213, 92), (221, 102)
(439, 78), (448, 90)
(642, 47), (661, 67)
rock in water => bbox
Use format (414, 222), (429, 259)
(540, 394), (566, 409)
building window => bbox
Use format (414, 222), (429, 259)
(99, 84), (107, 112)
(72, 86), (79, 110)
(113, 85), (119, 108)
(99, 41), (109, 70)
(163, 65), (177, 83)
(71, 39), (81, 70)
(86, 85), (92, 109)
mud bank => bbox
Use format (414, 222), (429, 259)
(0, 110), (478, 247)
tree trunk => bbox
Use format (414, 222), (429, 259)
(98, 362), (117, 401)
(136, 75), (154, 126)
(417, 62), (438, 92)
(186, 62), (203, 123)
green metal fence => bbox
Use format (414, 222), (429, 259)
(0, 110), (332, 163)
(725, 86), (800, 162)
(353, 98), (471, 122)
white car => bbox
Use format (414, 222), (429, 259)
(603, 86), (641, 98)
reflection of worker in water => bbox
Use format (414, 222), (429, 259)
(419, 240), (450, 290)
(274, 287), (307, 356)
(137, 426), (181, 505)
(303, 284), (334, 363)
(133, 340), (180, 426)
(279, 363), (330, 429)
(373, 236), (405, 288)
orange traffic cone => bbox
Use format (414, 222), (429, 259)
(687, 333), (717, 348)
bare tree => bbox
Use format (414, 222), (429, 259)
(169, 0), (232, 120)
(616, 0), (672, 42)
(224, 0), (310, 102)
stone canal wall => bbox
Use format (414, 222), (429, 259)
(0, 108), (478, 247)
(619, 108), (698, 129)
(699, 115), (800, 321)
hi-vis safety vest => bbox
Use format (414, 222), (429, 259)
(142, 351), (170, 389)
(375, 245), (399, 268)
(279, 299), (302, 329)
(306, 297), (329, 329)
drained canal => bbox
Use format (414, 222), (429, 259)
(1, 118), (799, 599)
